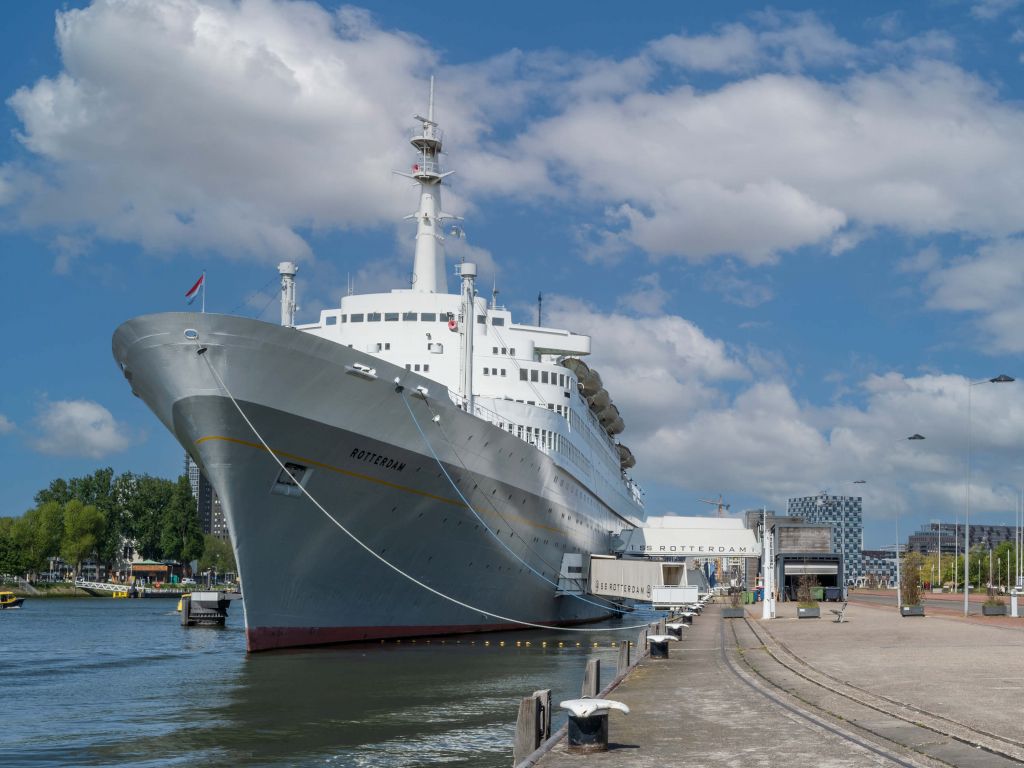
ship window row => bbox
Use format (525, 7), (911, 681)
(490, 346), (516, 356)
(343, 312), (443, 323)
(404, 363), (431, 372)
(519, 369), (569, 387)
(482, 368), (507, 376)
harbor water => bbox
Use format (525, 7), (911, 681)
(2, 598), (654, 767)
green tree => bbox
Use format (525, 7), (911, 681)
(125, 475), (176, 560)
(198, 534), (236, 576)
(35, 501), (65, 563)
(159, 476), (204, 563)
(11, 509), (45, 577)
(901, 551), (924, 606)
(0, 517), (24, 575)
(61, 500), (107, 577)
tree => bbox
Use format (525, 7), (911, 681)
(198, 534), (236, 575)
(61, 500), (106, 577)
(125, 475), (176, 560)
(10, 509), (45, 577)
(159, 476), (204, 564)
(35, 501), (65, 563)
(901, 551), (924, 606)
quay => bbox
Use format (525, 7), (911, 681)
(530, 600), (1024, 767)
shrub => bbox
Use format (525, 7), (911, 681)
(797, 573), (819, 607)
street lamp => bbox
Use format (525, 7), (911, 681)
(964, 375), (1015, 617)
(896, 434), (926, 611)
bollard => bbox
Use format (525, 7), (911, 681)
(617, 635), (631, 671)
(636, 628), (648, 659)
(657, 618), (666, 634)
(581, 658), (601, 698)
(665, 622), (689, 639)
(647, 634), (679, 659)
(560, 698), (630, 754)
(179, 595), (190, 626)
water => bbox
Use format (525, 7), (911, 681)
(1, 598), (653, 767)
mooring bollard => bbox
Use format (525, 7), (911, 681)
(647, 634), (678, 659)
(665, 622), (689, 639)
(636, 627), (648, 659)
(617, 635), (631, 671)
(559, 698), (630, 753)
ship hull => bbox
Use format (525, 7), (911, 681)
(114, 313), (633, 651)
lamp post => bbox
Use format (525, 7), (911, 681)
(964, 375), (1015, 617)
(895, 434), (926, 611)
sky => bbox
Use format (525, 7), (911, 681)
(2, 0), (1024, 548)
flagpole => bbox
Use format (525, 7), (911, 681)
(202, 271), (206, 314)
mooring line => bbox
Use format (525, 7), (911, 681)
(196, 339), (652, 634)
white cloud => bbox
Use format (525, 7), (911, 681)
(615, 274), (670, 316)
(0, 414), (14, 434)
(32, 399), (132, 458)
(923, 238), (1024, 352)
(971, 0), (1023, 20)
(5, 4), (1024, 277)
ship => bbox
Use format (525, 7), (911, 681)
(112, 81), (645, 652)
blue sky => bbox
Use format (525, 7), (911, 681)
(2, 0), (1024, 548)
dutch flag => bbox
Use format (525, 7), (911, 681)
(185, 273), (205, 305)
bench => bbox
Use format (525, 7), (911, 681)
(830, 602), (848, 623)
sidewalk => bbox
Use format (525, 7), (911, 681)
(535, 600), (1024, 767)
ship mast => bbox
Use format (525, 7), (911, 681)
(402, 77), (458, 294)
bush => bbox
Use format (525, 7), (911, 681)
(797, 574), (819, 607)
(900, 551), (924, 606)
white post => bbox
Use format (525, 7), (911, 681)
(458, 263), (477, 413)
(278, 262), (298, 327)
(761, 507), (775, 620)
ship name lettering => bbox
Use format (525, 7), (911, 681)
(350, 447), (406, 472)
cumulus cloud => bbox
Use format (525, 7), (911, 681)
(0, 414), (14, 434)
(544, 297), (1020, 522)
(615, 274), (670, 316)
(32, 400), (133, 458)
(923, 238), (1024, 353)
(971, 0), (1023, 20)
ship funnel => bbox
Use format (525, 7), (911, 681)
(278, 261), (298, 327)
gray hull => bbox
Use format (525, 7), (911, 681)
(113, 313), (635, 651)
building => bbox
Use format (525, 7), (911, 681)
(743, 509), (842, 600)
(860, 549), (897, 588)
(788, 493), (864, 582)
(908, 522), (1016, 554)
(185, 453), (230, 540)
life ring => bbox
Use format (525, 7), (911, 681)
(448, 319), (457, 331)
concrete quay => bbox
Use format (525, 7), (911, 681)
(533, 600), (1024, 767)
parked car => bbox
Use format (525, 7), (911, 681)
(181, 578), (196, 585)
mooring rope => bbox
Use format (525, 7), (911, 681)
(400, 390), (632, 614)
(196, 338), (651, 633)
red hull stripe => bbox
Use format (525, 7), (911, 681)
(246, 618), (604, 652)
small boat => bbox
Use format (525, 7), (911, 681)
(0, 591), (25, 609)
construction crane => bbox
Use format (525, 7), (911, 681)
(698, 495), (732, 585)
(698, 495), (731, 517)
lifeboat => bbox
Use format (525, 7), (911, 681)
(616, 444), (636, 469)
(598, 403), (620, 428)
(606, 416), (625, 435)
(587, 388), (611, 410)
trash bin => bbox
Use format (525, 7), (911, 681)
(824, 587), (842, 602)
(812, 587), (825, 601)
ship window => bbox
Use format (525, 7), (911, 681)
(403, 312), (417, 321)
(492, 346), (497, 354)
(559, 374), (565, 387)
(501, 369), (506, 376)
(385, 343), (391, 350)
(492, 317), (505, 326)
(423, 364), (429, 372)
(421, 312), (436, 321)
(367, 313), (381, 322)
(477, 315), (486, 324)
(415, 364), (421, 371)
(483, 368), (489, 376)
(501, 347), (507, 354)
(351, 313), (364, 322)
(510, 348), (515, 355)
(405, 364), (411, 370)
(530, 370), (539, 383)
(541, 371), (549, 384)
(341, 315), (347, 323)
(385, 313), (399, 321)
(325, 316), (337, 326)
(520, 370), (527, 381)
